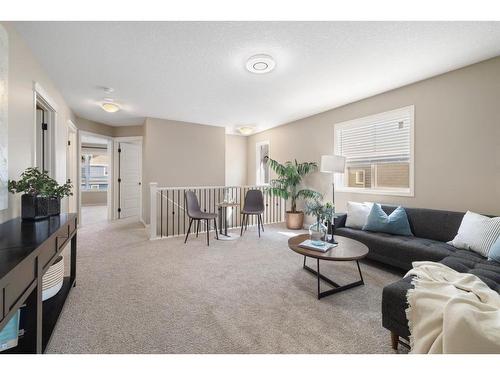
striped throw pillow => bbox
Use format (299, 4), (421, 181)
(448, 211), (500, 257)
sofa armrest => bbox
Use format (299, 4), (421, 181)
(335, 213), (347, 228)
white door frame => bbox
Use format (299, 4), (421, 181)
(78, 130), (114, 222)
(113, 136), (143, 223)
(33, 82), (57, 177)
(66, 120), (78, 216)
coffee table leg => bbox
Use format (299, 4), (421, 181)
(303, 256), (365, 299)
(317, 259), (320, 299)
(356, 260), (364, 284)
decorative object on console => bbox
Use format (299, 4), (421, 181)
(448, 211), (500, 257)
(42, 256), (64, 301)
(0, 310), (19, 352)
(363, 203), (413, 236)
(8, 167), (72, 220)
(345, 201), (373, 229)
(265, 157), (321, 229)
(46, 180), (72, 216)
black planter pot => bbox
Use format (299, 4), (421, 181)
(48, 197), (61, 216)
(21, 194), (49, 221)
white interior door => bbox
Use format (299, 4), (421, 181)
(119, 142), (141, 219)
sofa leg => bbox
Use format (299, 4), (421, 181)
(391, 331), (399, 350)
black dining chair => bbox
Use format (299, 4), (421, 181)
(184, 191), (218, 246)
(240, 190), (265, 237)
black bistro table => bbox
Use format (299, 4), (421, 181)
(217, 202), (240, 240)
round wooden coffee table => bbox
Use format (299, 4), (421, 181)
(288, 234), (369, 299)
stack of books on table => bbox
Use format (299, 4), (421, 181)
(299, 240), (337, 252)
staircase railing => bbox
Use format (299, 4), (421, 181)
(149, 183), (285, 240)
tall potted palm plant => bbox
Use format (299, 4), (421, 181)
(265, 157), (321, 229)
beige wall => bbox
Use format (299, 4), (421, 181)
(142, 117), (226, 222)
(247, 57), (500, 217)
(75, 116), (114, 137)
(225, 135), (247, 186)
(0, 23), (76, 224)
(75, 115), (143, 137)
(113, 125), (143, 137)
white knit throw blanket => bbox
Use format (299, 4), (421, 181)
(405, 261), (500, 354)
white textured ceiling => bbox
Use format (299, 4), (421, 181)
(13, 21), (500, 133)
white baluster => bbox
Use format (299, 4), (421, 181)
(149, 182), (158, 240)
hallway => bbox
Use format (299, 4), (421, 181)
(81, 205), (108, 226)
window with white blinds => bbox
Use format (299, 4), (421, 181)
(334, 106), (414, 196)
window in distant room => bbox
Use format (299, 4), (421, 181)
(334, 105), (414, 196)
(256, 141), (270, 185)
(81, 146), (109, 192)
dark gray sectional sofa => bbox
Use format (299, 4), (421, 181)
(334, 205), (500, 350)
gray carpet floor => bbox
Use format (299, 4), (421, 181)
(47, 219), (405, 354)
(81, 205), (108, 226)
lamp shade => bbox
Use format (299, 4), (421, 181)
(320, 155), (346, 173)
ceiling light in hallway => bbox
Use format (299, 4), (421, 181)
(100, 87), (120, 112)
(238, 126), (255, 135)
(246, 54), (275, 74)
(101, 100), (120, 113)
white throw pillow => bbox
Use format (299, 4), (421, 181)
(345, 201), (373, 229)
(448, 211), (500, 257)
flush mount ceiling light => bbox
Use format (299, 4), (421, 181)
(100, 87), (120, 113)
(101, 100), (120, 113)
(246, 54), (276, 74)
(238, 126), (256, 135)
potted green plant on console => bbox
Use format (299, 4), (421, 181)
(265, 157), (321, 229)
(8, 167), (73, 220)
(45, 177), (73, 216)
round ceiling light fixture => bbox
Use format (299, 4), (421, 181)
(100, 87), (120, 113)
(246, 54), (276, 74)
(101, 100), (120, 113)
(237, 126), (256, 136)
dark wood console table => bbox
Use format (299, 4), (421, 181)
(0, 213), (77, 354)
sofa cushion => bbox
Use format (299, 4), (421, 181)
(488, 236), (500, 263)
(363, 204), (413, 236)
(440, 250), (500, 293)
(335, 227), (456, 270)
(345, 201), (372, 229)
(448, 211), (500, 257)
(379, 205), (465, 243)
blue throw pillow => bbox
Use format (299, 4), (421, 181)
(488, 236), (500, 263)
(362, 203), (413, 236)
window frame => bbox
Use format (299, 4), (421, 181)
(255, 140), (270, 186)
(333, 105), (415, 197)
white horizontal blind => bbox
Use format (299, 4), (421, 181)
(336, 106), (412, 165)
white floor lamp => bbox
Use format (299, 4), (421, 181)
(320, 155), (346, 243)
